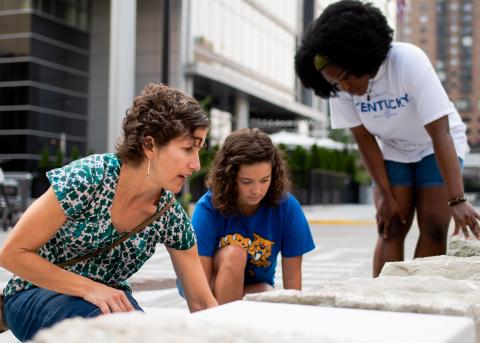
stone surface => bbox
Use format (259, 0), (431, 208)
(380, 255), (480, 280)
(245, 275), (480, 342)
(30, 310), (327, 343)
(448, 235), (480, 257)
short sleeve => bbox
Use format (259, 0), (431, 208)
(399, 46), (455, 125)
(330, 92), (362, 129)
(192, 194), (222, 257)
(160, 199), (196, 250)
(281, 195), (315, 257)
(46, 155), (104, 218)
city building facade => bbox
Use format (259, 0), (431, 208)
(0, 0), (327, 174)
(398, 0), (480, 149)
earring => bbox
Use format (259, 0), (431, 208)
(147, 159), (151, 178)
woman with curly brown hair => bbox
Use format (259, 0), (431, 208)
(186, 128), (314, 304)
(0, 83), (217, 341)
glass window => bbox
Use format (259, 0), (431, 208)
(0, 38), (30, 57)
(0, 0), (32, 10)
(463, 3), (473, 12)
(32, 14), (89, 49)
(455, 98), (472, 112)
(31, 38), (88, 71)
(437, 70), (446, 81)
(0, 14), (31, 34)
(462, 36), (473, 47)
(419, 15), (429, 23)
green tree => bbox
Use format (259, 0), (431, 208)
(70, 145), (81, 161)
(328, 128), (354, 145)
(39, 147), (51, 170)
(54, 147), (64, 168)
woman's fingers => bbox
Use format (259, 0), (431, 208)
(468, 217), (480, 239)
(461, 222), (471, 239)
(383, 217), (391, 239)
(120, 294), (135, 312)
(98, 302), (111, 315)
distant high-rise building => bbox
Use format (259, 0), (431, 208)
(398, 0), (479, 149)
(0, 0), (90, 171)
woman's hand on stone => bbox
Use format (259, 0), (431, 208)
(452, 201), (480, 240)
(83, 283), (135, 314)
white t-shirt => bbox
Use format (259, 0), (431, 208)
(330, 42), (468, 163)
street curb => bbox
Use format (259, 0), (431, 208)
(308, 219), (375, 225)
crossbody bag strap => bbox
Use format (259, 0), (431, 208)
(57, 197), (176, 268)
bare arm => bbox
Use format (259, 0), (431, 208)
(168, 245), (218, 312)
(199, 255), (214, 290)
(0, 187), (134, 313)
(425, 116), (480, 238)
(350, 125), (406, 237)
(281, 256), (302, 290)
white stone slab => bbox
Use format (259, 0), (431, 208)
(380, 255), (480, 280)
(448, 235), (480, 257)
(193, 301), (474, 343)
(245, 276), (480, 342)
(30, 308), (320, 343)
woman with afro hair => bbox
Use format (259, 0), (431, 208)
(295, 0), (480, 276)
(182, 128), (314, 304)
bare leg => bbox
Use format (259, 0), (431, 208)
(244, 282), (274, 296)
(212, 244), (247, 304)
(415, 187), (451, 257)
(372, 186), (415, 277)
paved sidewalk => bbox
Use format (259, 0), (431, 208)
(303, 203), (376, 225)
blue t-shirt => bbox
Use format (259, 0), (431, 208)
(192, 191), (315, 286)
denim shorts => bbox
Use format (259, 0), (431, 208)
(384, 154), (463, 188)
(4, 287), (143, 342)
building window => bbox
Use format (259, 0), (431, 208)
(463, 3), (473, 12)
(437, 70), (447, 81)
(455, 98), (472, 112)
(450, 2), (459, 11)
(462, 36), (473, 47)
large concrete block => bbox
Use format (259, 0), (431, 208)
(448, 235), (480, 257)
(380, 255), (480, 280)
(31, 309), (322, 343)
(245, 275), (480, 342)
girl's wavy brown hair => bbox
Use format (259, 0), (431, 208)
(116, 83), (209, 166)
(207, 128), (291, 216)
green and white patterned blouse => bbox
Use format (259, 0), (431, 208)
(3, 153), (195, 297)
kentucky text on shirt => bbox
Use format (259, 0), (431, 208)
(356, 93), (410, 112)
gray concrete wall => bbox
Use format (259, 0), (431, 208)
(87, 0), (110, 154)
(135, 0), (165, 93)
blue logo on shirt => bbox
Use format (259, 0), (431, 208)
(356, 93), (410, 113)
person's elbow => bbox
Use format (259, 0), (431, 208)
(0, 243), (20, 271)
(187, 296), (218, 313)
